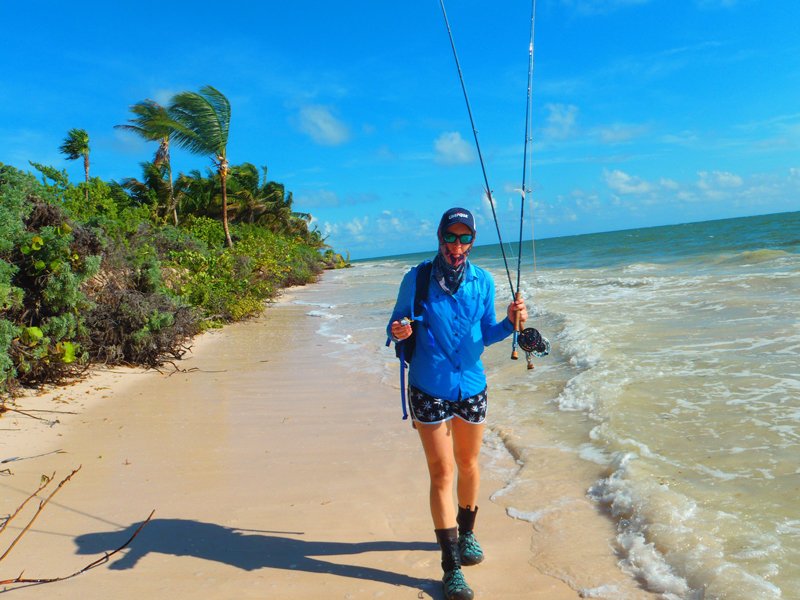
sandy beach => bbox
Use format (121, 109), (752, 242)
(1, 284), (655, 599)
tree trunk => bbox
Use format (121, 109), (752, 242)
(83, 152), (90, 203)
(169, 162), (177, 226)
(220, 161), (233, 248)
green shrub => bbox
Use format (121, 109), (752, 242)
(179, 215), (225, 250)
(0, 160), (335, 393)
(165, 223), (322, 322)
(0, 165), (93, 389)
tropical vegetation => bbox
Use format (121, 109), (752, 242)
(58, 128), (91, 203)
(0, 86), (349, 396)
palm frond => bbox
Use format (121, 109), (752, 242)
(115, 100), (173, 141)
(118, 161), (171, 206)
(168, 86), (230, 158)
(58, 128), (90, 160)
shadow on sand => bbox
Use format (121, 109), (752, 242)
(72, 518), (439, 595)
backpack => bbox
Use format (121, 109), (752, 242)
(395, 261), (433, 364)
(386, 260), (433, 419)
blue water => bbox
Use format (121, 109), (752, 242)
(292, 211), (800, 600)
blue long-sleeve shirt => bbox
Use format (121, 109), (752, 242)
(387, 261), (514, 401)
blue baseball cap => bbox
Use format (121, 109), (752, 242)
(439, 207), (476, 234)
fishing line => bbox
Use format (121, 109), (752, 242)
(438, 0), (516, 297)
(525, 0), (544, 339)
(516, 0), (536, 296)
(512, 0), (537, 358)
(530, 195), (543, 334)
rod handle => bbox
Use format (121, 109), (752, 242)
(514, 292), (524, 332)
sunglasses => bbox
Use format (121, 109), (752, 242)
(442, 232), (474, 244)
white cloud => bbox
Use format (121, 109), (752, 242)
(594, 123), (648, 144)
(151, 88), (177, 106)
(481, 190), (497, 218)
(660, 178), (680, 190)
(697, 171), (743, 190)
(574, 194), (602, 211)
(296, 188), (340, 207)
(662, 131), (699, 145)
(433, 132), (476, 165)
(296, 189), (379, 209)
(658, 177), (681, 190)
(558, 0), (652, 16)
(691, 170), (744, 201)
(104, 129), (148, 155)
(542, 104), (579, 140)
(323, 221), (339, 236)
(344, 192), (380, 206)
(345, 216), (368, 238)
(296, 105), (350, 146)
(604, 169), (654, 194)
(322, 209), (435, 257)
(695, 0), (739, 8)
(563, 167), (800, 215)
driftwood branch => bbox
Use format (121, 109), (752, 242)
(0, 466), (154, 587)
(0, 473), (54, 538)
(0, 510), (154, 586)
(0, 467), (80, 563)
(0, 407), (49, 422)
(2, 450), (66, 464)
(8, 409), (77, 415)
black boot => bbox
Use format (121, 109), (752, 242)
(435, 527), (474, 600)
(456, 505), (484, 566)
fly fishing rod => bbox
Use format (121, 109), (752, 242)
(438, 0), (549, 366)
(511, 0), (550, 367)
(511, 0), (536, 361)
(438, 0), (516, 298)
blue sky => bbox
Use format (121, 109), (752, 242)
(2, 0), (799, 259)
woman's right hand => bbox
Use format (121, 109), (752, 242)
(391, 320), (413, 340)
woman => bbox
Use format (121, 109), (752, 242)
(387, 207), (527, 600)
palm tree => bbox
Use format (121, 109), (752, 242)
(254, 171), (311, 236)
(306, 226), (331, 251)
(227, 163), (267, 224)
(168, 86), (233, 247)
(118, 161), (172, 209)
(115, 100), (177, 223)
(177, 168), (223, 219)
(226, 164), (310, 228)
(59, 128), (90, 202)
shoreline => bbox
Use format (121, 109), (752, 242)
(1, 274), (648, 599)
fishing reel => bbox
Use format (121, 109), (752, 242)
(514, 327), (550, 370)
(518, 327), (549, 356)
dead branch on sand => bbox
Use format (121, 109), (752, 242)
(2, 450), (66, 464)
(0, 468), (154, 587)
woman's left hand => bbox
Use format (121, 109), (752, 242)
(507, 297), (528, 325)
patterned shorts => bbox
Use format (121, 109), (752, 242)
(407, 384), (488, 425)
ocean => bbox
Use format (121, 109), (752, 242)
(288, 211), (800, 600)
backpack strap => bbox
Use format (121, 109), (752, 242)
(386, 261), (433, 420)
(415, 262), (435, 352)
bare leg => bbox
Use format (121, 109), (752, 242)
(416, 420), (456, 529)
(451, 417), (484, 510)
